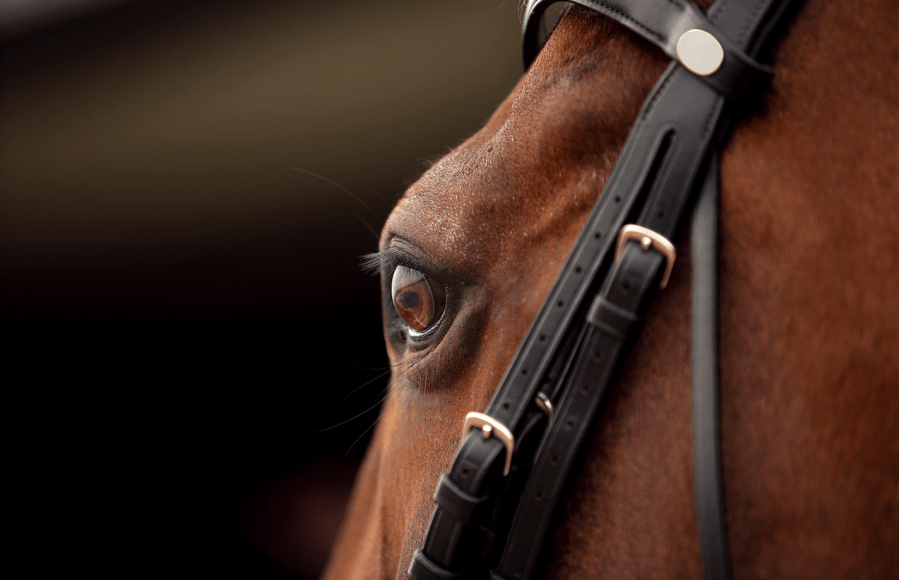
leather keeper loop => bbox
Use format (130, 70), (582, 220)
(409, 549), (461, 580)
(433, 473), (490, 523)
(586, 295), (639, 339)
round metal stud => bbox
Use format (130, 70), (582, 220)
(676, 29), (724, 76)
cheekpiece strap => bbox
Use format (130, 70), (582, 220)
(410, 0), (803, 579)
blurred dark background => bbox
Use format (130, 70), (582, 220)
(1, 0), (521, 577)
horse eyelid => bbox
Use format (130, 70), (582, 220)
(383, 244), (442, 280)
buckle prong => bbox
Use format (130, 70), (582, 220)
(534, 392), (554, 423)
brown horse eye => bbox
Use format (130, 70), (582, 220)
(391, 266), (445, 333)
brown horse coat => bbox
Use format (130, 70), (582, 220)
(324, 0), (899, 578)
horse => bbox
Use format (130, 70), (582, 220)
(323, 0), (899, 578)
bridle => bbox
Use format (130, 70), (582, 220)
(408, 1), (803, 579)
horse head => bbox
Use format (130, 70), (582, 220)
(323, 0), (899, 578)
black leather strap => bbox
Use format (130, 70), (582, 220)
(691, 150), (730, 580)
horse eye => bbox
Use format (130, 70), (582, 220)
(391, 266), (445, 333)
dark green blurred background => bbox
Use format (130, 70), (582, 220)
(1, 0), (522, 577)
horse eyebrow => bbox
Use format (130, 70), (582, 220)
(361, 243), (442, 279)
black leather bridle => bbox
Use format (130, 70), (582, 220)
(408, 1), (803, 579)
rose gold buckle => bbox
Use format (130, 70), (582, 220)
(462, 412), (514, 476)
(615, 224), (677, 289)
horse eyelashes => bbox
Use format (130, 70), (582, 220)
(391, 266), (446, 333)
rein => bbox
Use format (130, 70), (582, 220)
(408, 1), (803, 579)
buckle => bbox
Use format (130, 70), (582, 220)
(615, 224), (677, 289)
(462, 412), (514, 476)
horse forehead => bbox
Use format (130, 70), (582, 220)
(386, 139), (532, 269)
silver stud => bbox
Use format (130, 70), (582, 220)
(676, 29), (724, 76)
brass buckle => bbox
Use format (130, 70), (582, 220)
(615, 224), (677, 289)
(462, 412), (515, 476)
